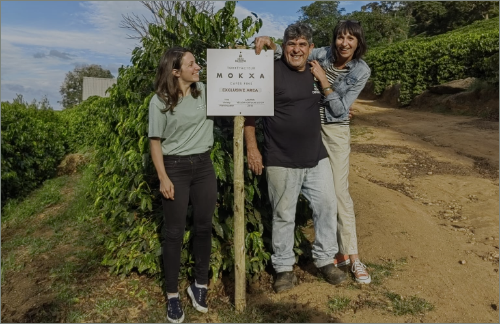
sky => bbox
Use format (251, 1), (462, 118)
(1, 1), (368, 110)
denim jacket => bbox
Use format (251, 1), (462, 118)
(274, 45), (371, 123)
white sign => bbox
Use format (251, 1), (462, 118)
(206, 49), (274, 116)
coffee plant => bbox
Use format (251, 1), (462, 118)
(68, 2), (291, 282)
(59, 96), (112, 153)
(365, 17), (499, 105)
(1, 95), (68, 204)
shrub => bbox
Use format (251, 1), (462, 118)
(365, 17), (499, 105)
(59, 96), (111, 153)
(1, 95), (68, 204)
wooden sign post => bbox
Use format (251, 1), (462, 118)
(206, 49), (274, 313)
(233, 115), (246, 312)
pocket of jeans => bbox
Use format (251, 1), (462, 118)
(163, 160), (181, 171)
(164, 160), (178, 166)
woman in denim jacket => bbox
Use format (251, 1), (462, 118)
(309, 20), (371, 284)
(265, 20), (372, 283)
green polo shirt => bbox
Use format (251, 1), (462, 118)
(148, 82), (213, 156)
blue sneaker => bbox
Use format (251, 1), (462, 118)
(187, 283), (208, 313)
(167, 297), (184, 323)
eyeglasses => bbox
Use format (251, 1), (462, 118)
(339, 20), (361, 26)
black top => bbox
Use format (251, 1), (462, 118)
(263, 58), (328, 168)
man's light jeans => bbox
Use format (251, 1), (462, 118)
(266, 158), (339, 273)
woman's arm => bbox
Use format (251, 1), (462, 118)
(309, 60), (370, 118)
(150, 138), (175, 200)
(323, 69), (370, 117)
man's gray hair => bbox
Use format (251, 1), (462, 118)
(283, 22), (313, 45)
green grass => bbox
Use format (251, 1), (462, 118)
(66, 310), (88, 323)
(1, 175), (68, 226)
(95, 297), (131, 313)
(50, 262), (80, 284)
(2, 235), (56, 256)
(1, 253), (25, 284)
(364, 258), (407, 285)
(1, 164), (110, 323)
(385, 292), (435, 316)
(327, 296), (351, 313)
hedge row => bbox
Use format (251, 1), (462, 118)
(1, 96), (68, 203)
(364, 17), (499, 105)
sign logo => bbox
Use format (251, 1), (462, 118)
(235, 52), (246, 63)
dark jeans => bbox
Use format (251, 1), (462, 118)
(161, 150), (217, 293)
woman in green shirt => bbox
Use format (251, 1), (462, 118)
(148, 47), (216, 323)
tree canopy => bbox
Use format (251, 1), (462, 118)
(406, 1), (499, 36)
(297, 1), (344, 47)
(59, 64), (114, 109)
(296, 1), (499, 49)
(120, 1), (215, 40)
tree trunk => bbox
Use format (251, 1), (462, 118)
(233, 115), (246, 312)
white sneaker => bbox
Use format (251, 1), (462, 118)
(351, 259), (371, 284)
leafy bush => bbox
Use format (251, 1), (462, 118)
(59, 96), (111, 153)
(1, 95), (68, 204)
(365, 17), (499, 105)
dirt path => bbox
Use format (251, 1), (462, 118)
(349, 99), (499, 322)
(247, 99), (499, 323)
(1, 99), (498, 323)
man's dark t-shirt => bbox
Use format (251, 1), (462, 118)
(263, 58), (328, 168)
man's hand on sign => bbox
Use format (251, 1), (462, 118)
(254, 36), (277, 55)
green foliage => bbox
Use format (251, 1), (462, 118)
(345, 10), (409, 47)
(1, 175), (66, 226)
(407, 1), (499, 36)
(385, 292), (435, 315)
(67, 2), (274, 282)
(1, 95), (68, 204)
(59, 96), (111, 152)
(365, 18), (499, 105)
(360, 1), (498, 38)
(327, 296), (351, 313)
(297, 1), (344, 47)
(364, 258), (407, 286)
(59, 64), (114, 109)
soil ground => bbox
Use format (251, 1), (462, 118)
(2, 98), (499, 323)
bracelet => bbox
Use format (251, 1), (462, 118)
(322, 87), (332, 93)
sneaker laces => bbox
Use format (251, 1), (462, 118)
(198, 287), (207, 303)
(351, 259), (368, 277)
(169, 297), (182, 314)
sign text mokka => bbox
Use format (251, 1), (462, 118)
(216, 73), (265, 79)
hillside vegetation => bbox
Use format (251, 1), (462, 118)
(364, 17), (499, 105)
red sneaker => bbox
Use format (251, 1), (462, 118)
(351, 259), (371, 284)
(333, 254), (351, 267)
